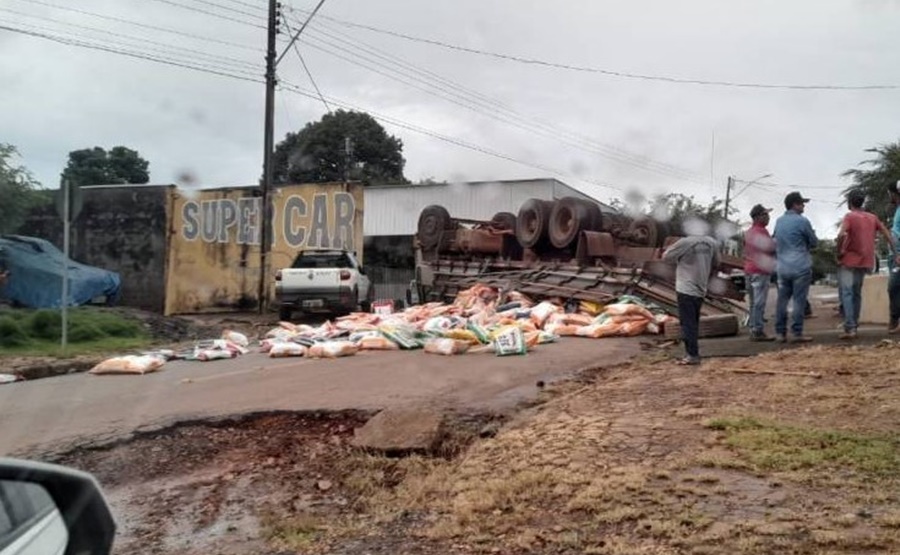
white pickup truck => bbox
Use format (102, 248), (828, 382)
(275, 250), (373, 320)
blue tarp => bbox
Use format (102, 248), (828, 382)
(0, 235), (121, 308)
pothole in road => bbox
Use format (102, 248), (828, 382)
(46, 409), (497, 555)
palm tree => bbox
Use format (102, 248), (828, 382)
(841, 141), (900, 224)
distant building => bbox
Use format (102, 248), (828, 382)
(17, 177), (613, 313)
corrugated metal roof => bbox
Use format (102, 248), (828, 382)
(364, 178), (614, 236)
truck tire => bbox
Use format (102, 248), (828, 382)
(516, 198), (553, 249)
(417, 205), (452, 250)
(490, 211), (517, 231)
(664, 314), (739, 340)
(628, 217), (661, 247)
(278, 306), (292, 322)
(549, 197), (595, 249)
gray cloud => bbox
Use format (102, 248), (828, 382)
(2, 0), (900, 237)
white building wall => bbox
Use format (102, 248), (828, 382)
(364, 178), (612, 236)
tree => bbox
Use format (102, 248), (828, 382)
(811, 238), (838, 283)
(0, 144), (41, 234)
(647, 193), (734, 225)
(842, 141), (900, 224)
(61, 146), (150, 187)
(612, 192), (735, 226)
(272, 110), (406, 185)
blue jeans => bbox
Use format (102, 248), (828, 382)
(889, 269), (900, 328)
(677, 293), (704, 359)
(838, 267), (866, 332)
(775, 270), (812, 337)
(747, 274), (771, 335)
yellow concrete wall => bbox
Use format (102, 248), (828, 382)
(860, 274), (889, 325)
(164, 183), (364, 315)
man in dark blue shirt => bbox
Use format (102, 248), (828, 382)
(773, 191), (818, 343)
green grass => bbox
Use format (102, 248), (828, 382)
(706, 417), (900, 476)
(0, 308), (151, 357)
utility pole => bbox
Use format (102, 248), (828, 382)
(258, 0), (279, 314)
(723, 175), (734, 219)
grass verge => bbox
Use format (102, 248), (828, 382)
(706, 417), (900, 475)
(0, 307), (150, 357)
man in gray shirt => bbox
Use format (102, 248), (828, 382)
(662, 234), (721, 365)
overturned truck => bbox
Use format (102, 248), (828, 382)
(413, 197), (745, 338)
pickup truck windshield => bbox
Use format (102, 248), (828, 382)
(291, 253), (353, 269)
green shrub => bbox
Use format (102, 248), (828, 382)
(0, 316), (30, 347)
(89, 312), (144, 338)
(28, 310), (62, 340)
(67, 321), (106, 342)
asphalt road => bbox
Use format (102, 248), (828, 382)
(0, 337), (640, 457)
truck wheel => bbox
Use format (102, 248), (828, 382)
(417, 205), (452, 250)
(490, 211), (517, 231)
(516, 198), (553, 249)
(360, 300), (372, 313)
(628, 217), (660, 247)
(549, 197), (593, 249)
(278, 306), (292, 322)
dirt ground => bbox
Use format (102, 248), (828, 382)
(42, 338), (900, 555)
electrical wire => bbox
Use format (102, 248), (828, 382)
(4, 16), (620, 197)
(146, 0), (265, 28)
(0, 6), (260, 70)
(300, 17), (704, 182)
(8, 0), (263, 52)
(210, 0), (267, 12)
(288, 7), (900, 91)
(0, 23), (264, 81)
(291, 23), (704, 184)
(278, 80), (626, 195)
(282, 15), (331, 112)
(276, 0), (327, 66)
(179, 0), (264, 19)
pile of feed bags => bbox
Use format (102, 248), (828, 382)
(255, 285), (670, 358)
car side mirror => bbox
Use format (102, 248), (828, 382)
(0, 457), (116, 555)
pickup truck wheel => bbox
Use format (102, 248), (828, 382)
(360, 300), (372, 313)
(278, 306), (292, 322)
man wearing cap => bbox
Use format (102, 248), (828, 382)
(744, 204), (776, 341)
(889, 181), (900, 333)
(773, 192), (818, 343)
(835, 190), (896, 340)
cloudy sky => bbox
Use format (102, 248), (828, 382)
(2, 0), (899, 237)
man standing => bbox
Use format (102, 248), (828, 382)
(837, 190), (897, 339)
(744, 204), (776, 341)
(889, 182), (900, 334)
(773, 192), (818, 343)
(663, 233), (720, 365)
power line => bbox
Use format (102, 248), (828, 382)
(282, 15), (330, 112)
(279, 80), (626, 195)
(289, 8), (900, 92)
(180, 0), (264, 19)
(0, 23), (264, 82)
(0, 7), (260, 70)
(292, 22), (704, 184)
(146, 0), (265, 28)
(210, 0), (267, 12)
(276, 0), (327, 66)
(9, 0), (263, 52)
(302, 18), (702, 181)
(736, 178), (852, 191)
